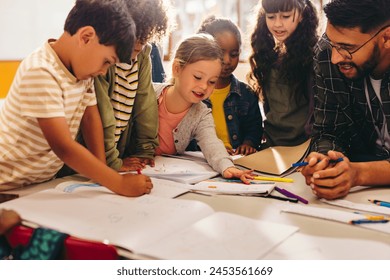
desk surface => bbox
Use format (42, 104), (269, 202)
(3, 172), (390, 260)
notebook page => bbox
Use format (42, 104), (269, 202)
(320, 199), (390, 215)
(282, 204), (390, 234)
(141, 156), (219, 184)
(190, 180), (275, 195)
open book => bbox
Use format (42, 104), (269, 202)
(234, 139), (311, 176)
(141, 155), (219, 184)
(2, 189), (299, 259)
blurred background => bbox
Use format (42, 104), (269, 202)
(0, 0), (329, 97)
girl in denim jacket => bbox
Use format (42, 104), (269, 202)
(195, 16), (263, 155)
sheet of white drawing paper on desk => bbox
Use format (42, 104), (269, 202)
(141, 156), (219, 184)
(139, 212), (299, 260)
(282, 204), (390, 234)
(2, 189), (299, 259)
(1, 190), (213, 255)
(55, 177), (189, 202)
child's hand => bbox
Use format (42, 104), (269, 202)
(234, 144), (257, 156)
(119, 157), (155, 172)
(226, 147), (236, 155)
(115, 174), (153, 197)
(120, 157), (146, 172)
(0, 209), (21, 235)
(222, 167), (254, 184)
(138, 158), (155, 167)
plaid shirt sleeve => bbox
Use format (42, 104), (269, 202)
(311, 35), (356, 155)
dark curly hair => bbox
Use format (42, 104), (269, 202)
(248, 0), (318, 99)
(197, 15), (242, 48)
(124, 0), (172, 44)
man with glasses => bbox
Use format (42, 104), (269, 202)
(301, 0), (390, 199)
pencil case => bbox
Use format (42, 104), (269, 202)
(3, 225), (118, 260)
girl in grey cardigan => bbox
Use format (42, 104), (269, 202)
(154, 34), (253, 182)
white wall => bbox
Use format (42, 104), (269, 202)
(0, 0), (74, 60)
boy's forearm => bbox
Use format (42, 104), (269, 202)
(81, 105), (106, 163)
(38, 117), (120, 189)
(57, 139), (122, 189)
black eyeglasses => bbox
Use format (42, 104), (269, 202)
(325, 24), (390, 60)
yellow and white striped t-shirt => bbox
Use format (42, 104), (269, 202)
(0, 40), (96, 190)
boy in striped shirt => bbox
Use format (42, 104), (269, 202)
(93, 0), (172, 172)
(0, 0), (153, 196)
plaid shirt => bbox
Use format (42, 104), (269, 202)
(312, 35), (390, 161)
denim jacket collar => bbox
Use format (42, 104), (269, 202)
(229, 74), (242, 97)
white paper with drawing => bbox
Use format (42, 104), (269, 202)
(141, 156), (219, 184)
(55, 177), (189, 201)
(2, 189), (298, 259)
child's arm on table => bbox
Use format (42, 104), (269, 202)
(38, 117), (153, 197)
(222, 167), (253, 184)
(80, 105), (106, 163)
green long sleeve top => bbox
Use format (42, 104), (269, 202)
(94, 44), (159, 170)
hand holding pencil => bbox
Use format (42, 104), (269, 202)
(300, 150), (355, 200)
(292, 157), (343, 167)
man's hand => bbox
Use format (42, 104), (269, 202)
(301, 150), (356, 200)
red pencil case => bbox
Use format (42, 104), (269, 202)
(5, 225), (119, 260)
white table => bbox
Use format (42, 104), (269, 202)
(182, 172), (390, 259)
(3, 172), (390, 259)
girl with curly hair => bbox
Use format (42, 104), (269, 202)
(248, 0), (319, 148)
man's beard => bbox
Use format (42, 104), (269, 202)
(340, 44), (381, 80)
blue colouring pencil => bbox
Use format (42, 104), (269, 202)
(292, 157), (343, 167)
(377, 201), (390, 208)
(368, 199), (390, 208)
(350, 219), (389, 225)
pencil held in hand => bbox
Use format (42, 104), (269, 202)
(292, 157), (344, 167)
